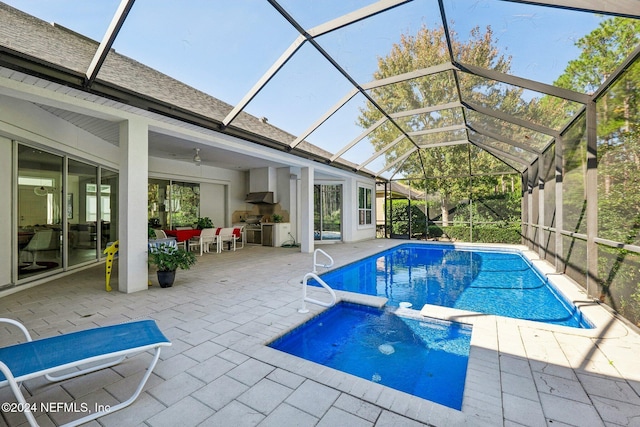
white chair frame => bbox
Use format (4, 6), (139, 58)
(0, 318), (171, 427)
(216, 228), (238, 253)
(189, 228), (217, 256)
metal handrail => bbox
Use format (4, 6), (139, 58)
(298, 272), (337, 314)
(312, 248), (334, 273)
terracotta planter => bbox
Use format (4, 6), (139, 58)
(157, 270), (176, 288)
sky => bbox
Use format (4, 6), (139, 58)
(3, 0), (608, 173)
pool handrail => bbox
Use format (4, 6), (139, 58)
(312, 248), (334, 273)
(298, 272), (337, 314)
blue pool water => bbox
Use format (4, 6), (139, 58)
(270, 303), (471, 410)
(312, 244), (592, 328)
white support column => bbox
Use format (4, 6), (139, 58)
(300, 166), (314, 254)
(341, 179), (353, 243)
(289, 171), (299, 245)
(118, 119), (149, 293)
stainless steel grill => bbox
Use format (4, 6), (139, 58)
(244, 215), (262, 244)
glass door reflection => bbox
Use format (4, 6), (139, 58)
(100, 168), (118, 257)
(17, 145), (63, 279)
(68, 159), (98, 267)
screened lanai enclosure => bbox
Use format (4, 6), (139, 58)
(1, 1), (639, 323)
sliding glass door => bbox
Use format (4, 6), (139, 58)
(314, 184), (342, 241)
(17, 146), (63, 279)
(15, 143), (119, 282)
(68, 159), (98, 267)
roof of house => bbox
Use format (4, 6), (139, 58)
(376, 181), (423, 199)
(0, 2), (359, 171)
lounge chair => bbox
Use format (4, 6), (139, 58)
(0, 318), (171, 427)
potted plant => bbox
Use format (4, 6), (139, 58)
(196, 216), (213, 230)
(272, 213), (283, 223)
(148, 244), (197, 288)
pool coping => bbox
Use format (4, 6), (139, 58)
(255, 241), (636, 426)
(426, 241), (631, 339)
(254, 290), (500, 426)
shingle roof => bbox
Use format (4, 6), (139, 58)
(0, 2), (354, 170)
(376, 181), (423, 199)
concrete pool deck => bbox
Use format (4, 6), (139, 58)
(0, 239), (639, 426)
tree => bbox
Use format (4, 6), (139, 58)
(536, 17), (640, 130)
(357, 25), (522, 225)
(556, 18), (640, 95)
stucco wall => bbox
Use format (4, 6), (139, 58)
(343, 178), (376, 243)
(0, 85), (377, 291)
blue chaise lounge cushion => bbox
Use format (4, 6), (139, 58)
(0, 320), (170, 382)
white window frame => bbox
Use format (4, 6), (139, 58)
(358, 185), (373, 226)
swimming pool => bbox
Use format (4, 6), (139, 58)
(269, 302), (471, 410)
(311, 243), (592, 328)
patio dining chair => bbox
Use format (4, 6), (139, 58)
(154, 229), (168, 239)
(234, 225), (245, 249)
(217, 227), (238, 253)
(188, 227), (217, 256)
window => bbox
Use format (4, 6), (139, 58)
(148, 179), (200, 229)
(358, 186), (372, 226)
(86, 183), (111, 222)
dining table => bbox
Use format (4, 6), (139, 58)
(148, 237), (178, 251)
(164, 229), (201, 243)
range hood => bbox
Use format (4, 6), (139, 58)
(244, 191), (274, 204)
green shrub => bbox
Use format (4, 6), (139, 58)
(472, 224), (522, 244)
(427, 225), (444, 238)
(196, 217), (213, 229)
(425, 224), (522, 244)
(441, 226), (471, 241)
(148, 244), (197, 272)
(388, 200), (427, 236)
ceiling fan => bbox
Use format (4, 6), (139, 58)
(166, 147), (203, 165)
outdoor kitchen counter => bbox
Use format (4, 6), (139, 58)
(260, 223), (291, 247)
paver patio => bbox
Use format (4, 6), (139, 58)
(1, 240), (639, 426)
